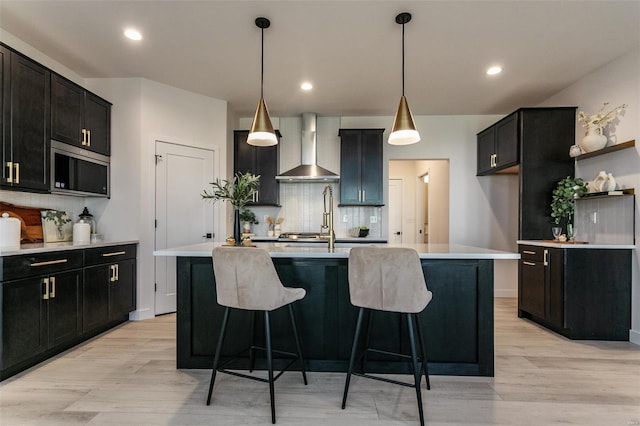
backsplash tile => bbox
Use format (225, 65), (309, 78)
(1, 190), (87, 223)
(575, 195), (635, 244)
(246, 182), (382, 239)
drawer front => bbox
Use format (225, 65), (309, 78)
(84, 244), (136, 266)
(519, 245), (545, 262)
(1, 250), (84, 281)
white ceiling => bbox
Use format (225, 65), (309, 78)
(1, 1), (638, 117)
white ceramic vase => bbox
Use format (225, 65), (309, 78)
(580, 125), (607, 153)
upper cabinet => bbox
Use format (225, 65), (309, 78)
(477, 112), (518, 175)
(1, 46), (51, 192)
(477, 107), (577, 240)
(339, 128), (384, 206)
(234, 130), (280, 206)
(51, 74), (111, 156)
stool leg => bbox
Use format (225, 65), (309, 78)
(207, 307), (230, 405)
(249, 311), (257, 373)
(264, 310), (276, 424)
(360, 309), (374, 372)
(288, 304), (308, 385)
(342, 307), (364, 409)
(407, 313), (425, 426)
(414, 314), (431, 390)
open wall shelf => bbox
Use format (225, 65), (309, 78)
(575, 139), (635, 161)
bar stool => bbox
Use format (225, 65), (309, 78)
(206, 246), (308, 424)
(342, 246), (433, 426)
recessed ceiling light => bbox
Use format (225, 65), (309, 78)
(124, 29), (142, 41)
(486, 66), (502, 75)
(301, 82), (313, 91)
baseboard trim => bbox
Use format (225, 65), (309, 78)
(129, 308), (154, 321)
(630, 329), (640, 346)
(494, 289), (517, 298)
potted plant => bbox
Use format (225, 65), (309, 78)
(202, 172), (260, 244)
(239, 208), (259, 233)
(550, 176), (588, 241)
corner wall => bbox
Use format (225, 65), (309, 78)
(539, 47), (640, 344)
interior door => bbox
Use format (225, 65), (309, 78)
(155, 142), (215, 315)
(388, 179), (403, 243)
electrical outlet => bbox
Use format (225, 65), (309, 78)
(343, 215), (349, 223)
(370, 216), (377, 223)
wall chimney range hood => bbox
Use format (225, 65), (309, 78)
(275, 113), (339, 182)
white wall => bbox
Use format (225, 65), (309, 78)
(79, 78), (228, 320)
(539, 47), (640, 344)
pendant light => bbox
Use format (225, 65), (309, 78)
(247, 17), (277, 147)
(389, 12), (420, 145)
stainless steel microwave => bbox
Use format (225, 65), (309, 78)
(51, 141), (110, 197)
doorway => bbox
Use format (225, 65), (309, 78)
(154, 141), (215, 315)
(388, 159), (450, 244)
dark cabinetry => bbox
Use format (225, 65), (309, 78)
(234, 130), (279, 206)
(51, 74), (111, 156)
(477, 112), (518, 174)
(477, 108), (576, 239)
(1, 250), (82, 375)
(338, 129), (384, 206)
(83, 244), (136, 333)
(1, 244), (137, 380)
(518, 244), (631, 340)
(1, 45), (50, 192)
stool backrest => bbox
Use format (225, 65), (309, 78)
(348, 247), (432, 313)
(212, 246), (290, 310)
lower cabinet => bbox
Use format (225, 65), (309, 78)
(1, 243), (137, 380)
(83, 244), (137, 334)
(518, 244), (631, 340)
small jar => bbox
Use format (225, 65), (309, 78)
(78, 207), (97, 235)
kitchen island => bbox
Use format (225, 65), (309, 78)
(154, 242), (519, 377)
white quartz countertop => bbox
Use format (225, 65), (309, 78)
(518, 240), (636, 249)
(0, 240), (139, 256)
(153, 242), (520, 260)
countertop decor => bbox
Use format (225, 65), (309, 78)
(550, 176), (588, 241)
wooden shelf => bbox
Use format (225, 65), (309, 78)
(578, 188), (635, 199)
(575, 139), (635, 161)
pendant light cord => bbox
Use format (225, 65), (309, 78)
(401, 21), (405, 97)
(260, 26), (265, 99)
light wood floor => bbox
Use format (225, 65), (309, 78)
(1, 298), (639, 425)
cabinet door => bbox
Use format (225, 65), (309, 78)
(1, 46), (7, 184)
(47, 270), (82, 348)
(84, 92), (111, 156)
(83, 264), (110, 333)
(519, 258), (545, 318)
(234, 130), (279, 206)
(476, 126), (495, 175)
(360, 130), (383, 205)
(1, 277), (47, 369)
(339, 130), (362, 204)
(51, 74), (84, 148)
(109, 260), (136, 320)
(545, 248), (564, 328)
(5, 52), (50, 191)
(495, 113), (518, 169)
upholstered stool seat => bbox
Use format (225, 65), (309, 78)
(342, 246), (433, 426)
(206, 246), (307, 424)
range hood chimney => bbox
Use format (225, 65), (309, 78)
(275, 113), (340, 182)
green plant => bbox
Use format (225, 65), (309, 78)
(550, 176), (588, 225)
(201, 172), (260, 209)
(42, 210), (71, 227)
(239, 208), (258, 224)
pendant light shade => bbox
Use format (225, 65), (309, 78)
(389, 12), (420, 146)
(247, 17), (277, 147)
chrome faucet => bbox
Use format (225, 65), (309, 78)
(320, 185), (335, 251)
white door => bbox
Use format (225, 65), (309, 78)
(388, 179), (403, 244)
(155, 141), (215, 315)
